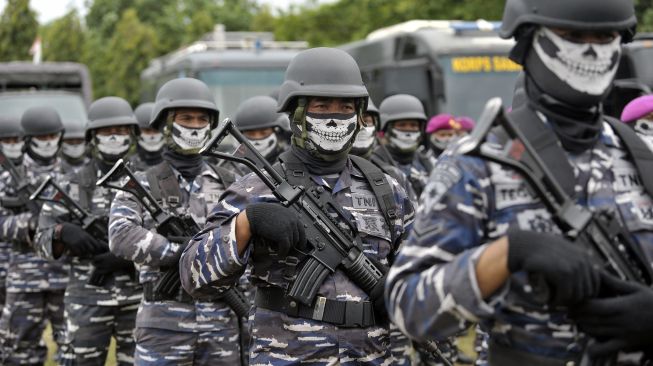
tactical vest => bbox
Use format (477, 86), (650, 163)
(145, 160), (235, 208)
(508, 105), (653, 199)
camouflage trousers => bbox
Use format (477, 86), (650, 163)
(133, 327), (242, 366)
(59, 301), (139, 366)
(0, 290), (66, 365)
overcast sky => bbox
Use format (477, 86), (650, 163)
(0, 0), (319, 24)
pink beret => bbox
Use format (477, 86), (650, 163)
(621, 95), (653, 123)
(426, 114), (475, 133)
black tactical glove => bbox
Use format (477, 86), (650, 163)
(246, 203), (306, 257)
(92, 252), (134, 276)
(57, 223), (108, 257)
(572, 272), (653, 358)
(507, 230), (600, 306)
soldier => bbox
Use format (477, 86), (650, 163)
(180, 47), (415, 365)
(372, 94), (433, 197)
(233, 95), (288, 167)
(386, 0), (653, 365)
(426, 114), (475, 157)
(108, 78), (241, 365)
(34, 97), (143, 365)
(0, 115), (24, 310)
(351, 99), (418, 214)
(0, 106), (68, 365)
(130, 102), (164, 171)
(620, 95), (653, 150)
(60, 120), (89, 174)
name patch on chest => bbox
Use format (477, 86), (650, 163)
(351, 193), (378, 210)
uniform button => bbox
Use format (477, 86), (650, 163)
(222, 235), (229, 243)
(289, 301), (297, 308)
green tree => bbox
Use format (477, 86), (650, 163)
(41, 10), (85, 62)
(0, 0), (38, 61)
(103, 9), (158, 105)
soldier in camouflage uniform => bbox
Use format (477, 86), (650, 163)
(34, 97), (143, 365)
(352, 97), (417, 203)
(0, 106), (68, 365)
(130, 102), (164, 171)
(372, 94), (434, 198)
(233, 95), (288, 169)
(180, 47), (415, 365)
(386, 0), (653, 364)
(0, 115), (25, 310)
(109, 78), (242, 365)
(60, 120), (89, 175)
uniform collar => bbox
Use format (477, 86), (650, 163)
(307, 157), (355, 194)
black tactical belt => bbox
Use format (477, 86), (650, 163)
(12, 241), (32, 254)
(142, 281), (193, 304)
(255, 286), (378, 328)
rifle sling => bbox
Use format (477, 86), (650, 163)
(146, 161), (184, 208)
(509, 105), (653, 199)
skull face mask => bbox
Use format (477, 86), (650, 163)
(170, 123), (211, 154)
(30, 135), (60, 159)
(388, 128), (422, 153)
(139, 132), (165, 152)
(302, 112), (358, 155)
(247, 133), (278, 158)
(62, 141), (86, 159)
(96, 134), (131, 158)
(528, 27), (621, 106)
(1, 141), (24, 160)
(352, 126), (376, 150)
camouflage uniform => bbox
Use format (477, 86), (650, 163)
(372, 145), (434, 198)
(109, 160), (243, 365)
(386, 119), (653, 363)
(0, 154), (68, 365)
(34, 160), (143, 365)
(180, 158), (415, 365)
(60, 157), (90, 175)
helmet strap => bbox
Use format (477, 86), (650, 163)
(291, 97), (308, 149)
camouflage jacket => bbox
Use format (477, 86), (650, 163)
(372, 145), (434, 198)
(0, 155), (69, 293)
(386, 117), (653, 362)
(109, 159), (241, 332)
(180, 157), (415, 364)
(34, 160), (142, 306)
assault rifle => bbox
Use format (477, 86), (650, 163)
(96, 160), (250, 318)
(457, 98), (653, 296)
(0, 149), (39, 214)
(29, 177), (111, 285)
(199, 119), (386, 307)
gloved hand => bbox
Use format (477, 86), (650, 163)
(507, 230), (600, 306)
(572, 272), (653, 358)
(57, 223), (108, 256)
(246, 203), (306, 257)
(92, 252), (134, 276)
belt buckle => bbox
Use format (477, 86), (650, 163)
(345, 301), (364, 327)
(312, 296), (327, 321)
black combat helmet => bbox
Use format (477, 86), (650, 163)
(86, 97), (139, 141)
(21, 106), (64, 136)
(134, 102), (155, 130)
(150, 78), (219, 129)
(379, 94), (427, 132)
(277, 47), (369, 113)
(233, 96), (287, 132)
(0, 115), (23, 139)
(500, 0), (637, 42)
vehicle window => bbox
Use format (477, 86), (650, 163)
(438, 55), (521, 120)
(0, 93), (87, 127)
(198, 68), (286, 119)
